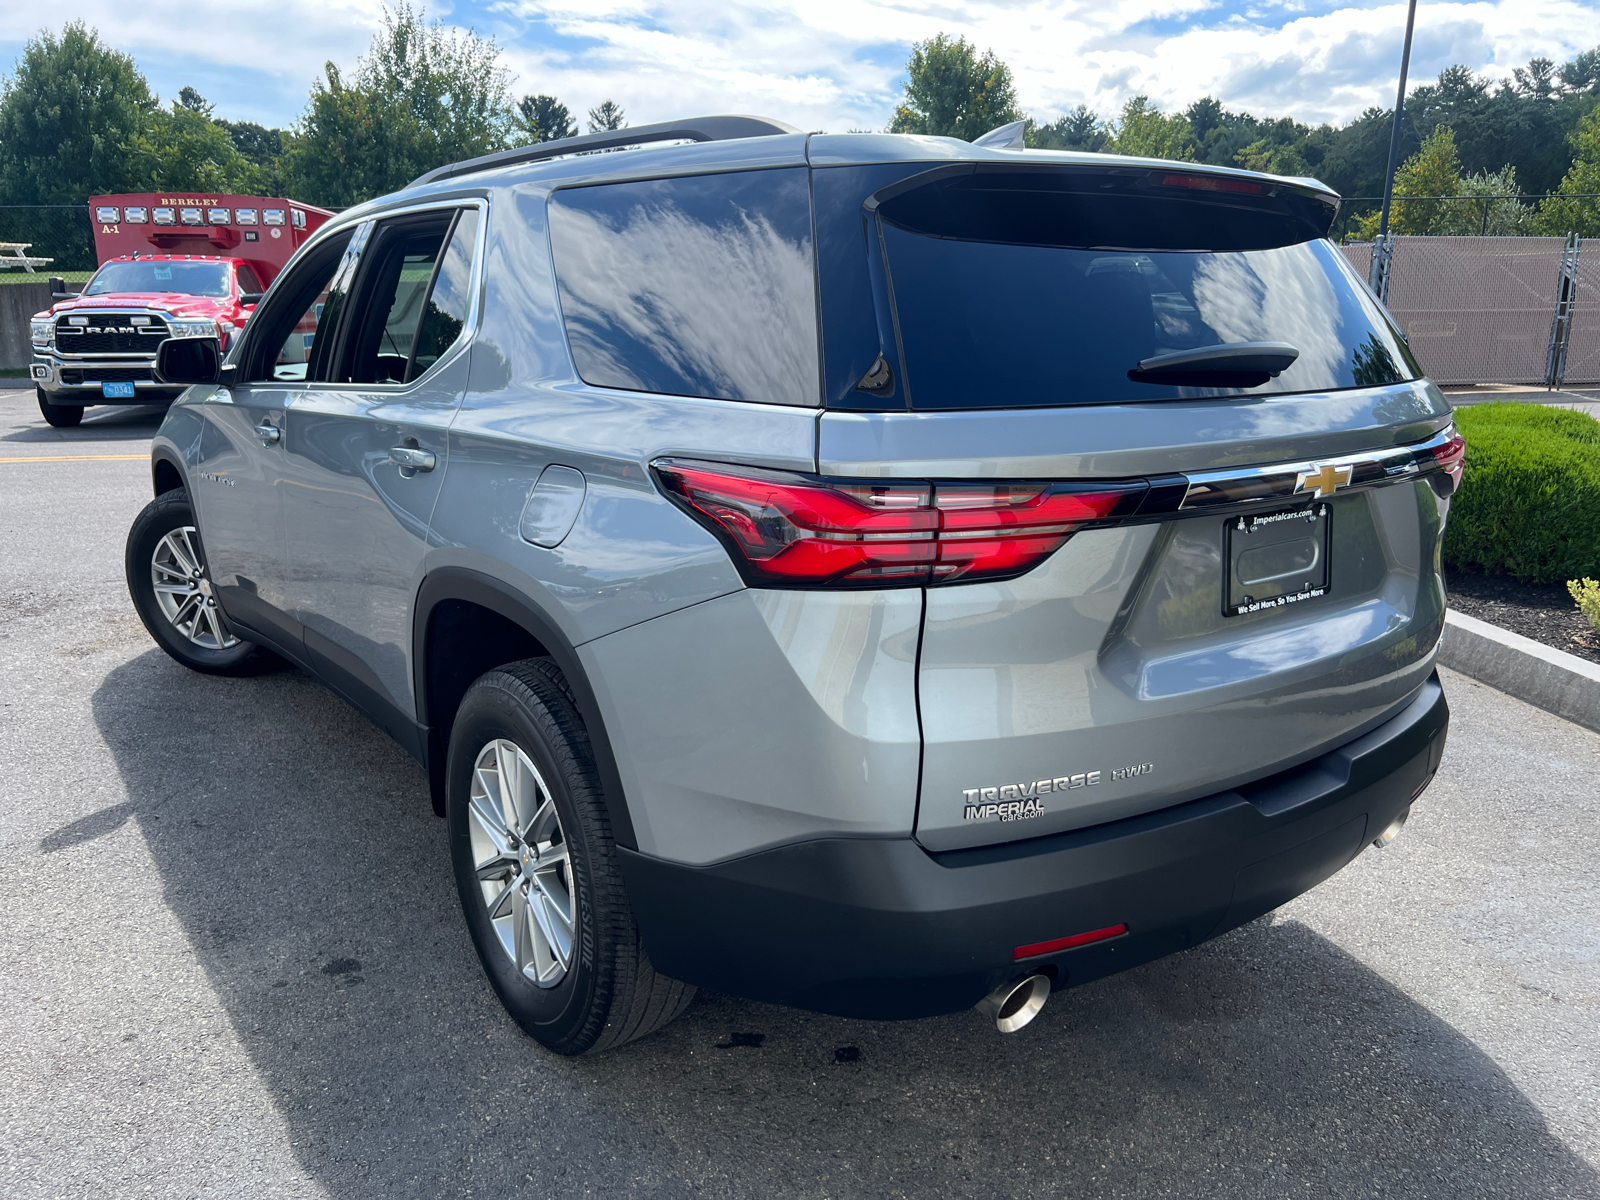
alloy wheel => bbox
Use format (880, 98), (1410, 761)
(469, 738), (576, 988)
(149, 526), (239, 650)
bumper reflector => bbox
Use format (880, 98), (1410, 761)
(1014, 923), (1128, 960)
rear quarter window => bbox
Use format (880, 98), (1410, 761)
(547, 168), (820, 407)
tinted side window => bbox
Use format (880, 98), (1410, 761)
(413, 209), (478, 376)
(334, 208), (479, 385)
(548, 168), (819, 407)
(237, 265), (263, 295)
(238, 228), (357, 384)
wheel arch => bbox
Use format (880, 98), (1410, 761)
(151, 449), (187, 497)
(413, 568), (637, 848)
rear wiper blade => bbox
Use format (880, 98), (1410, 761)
(1128, 341), (1299, 388)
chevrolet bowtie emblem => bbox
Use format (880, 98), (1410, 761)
(1295, 463), (1353, 498)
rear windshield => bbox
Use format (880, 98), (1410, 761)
(548, 168), (819, 407)
(821, 165), (1420, 410)
(84, 260), (231, 298)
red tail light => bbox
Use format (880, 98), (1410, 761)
(1430, 426), (1465, 494)
(653, 460), (1147, 588)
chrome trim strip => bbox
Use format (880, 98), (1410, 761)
(1179, 426), (1454, 510)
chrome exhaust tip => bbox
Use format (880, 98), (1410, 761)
(976, 974), (1051, 1033)
(1372, 806), (1410, 848)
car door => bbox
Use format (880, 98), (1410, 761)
(279, 203), (483, 740)
(195, 225), (360, 651)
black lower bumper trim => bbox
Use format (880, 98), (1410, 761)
(620, 674), (1449, 1020)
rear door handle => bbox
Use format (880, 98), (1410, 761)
(254, 421), (280, 444)
(389, 446), (437, 473)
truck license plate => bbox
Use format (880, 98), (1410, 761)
(101, 382), (136, 398)
(1224, 504), (1331, 617)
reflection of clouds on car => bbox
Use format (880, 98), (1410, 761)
(549, 171), (818, 407)
(1193, 242), (1345, 385)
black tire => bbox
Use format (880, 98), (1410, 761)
(448, 660), (695, 1055)
(37, 386), (84, 428)
(125, 489), (274, 675)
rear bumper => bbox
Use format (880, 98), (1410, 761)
(621, 672), (1448, 1020)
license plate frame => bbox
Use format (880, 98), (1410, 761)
(101, 381), (136, 399)
(1223, 503), (1332, 618)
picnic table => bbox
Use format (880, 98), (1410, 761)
(0, 242), (52, 272)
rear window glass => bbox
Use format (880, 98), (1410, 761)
(548, 168), (819, 407)
(821, 166), (1420, 410)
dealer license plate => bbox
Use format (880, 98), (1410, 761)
(1223, 504), (1331, 617)
(101, 381), (136, 398)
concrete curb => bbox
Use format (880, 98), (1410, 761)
(1439, 608), (1600, 735)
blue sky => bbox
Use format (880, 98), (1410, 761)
(1, 0), (1597, 133)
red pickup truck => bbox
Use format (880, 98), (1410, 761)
(30, 192), (333, 427)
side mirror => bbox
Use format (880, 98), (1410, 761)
(239, 292), (264, 306)
(49, 276), (79, 300)
(155, 337), (223, 385)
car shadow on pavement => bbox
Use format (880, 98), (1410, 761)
(0, 402), (166, 442)
(87, 649), (1600, 1198)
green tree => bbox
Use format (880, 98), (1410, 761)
(889, 33), (1022, 142)
(1235, 137), (1306, 176)
(586, 99), (626, 133)
(1105, 96), (1192, 160)
(1513, 57), (1558, 101)
(1451, 165), (1530, 234)
(1535, 105), (1600, 235)
(517, 94), (575, 142)
(0, 22), (156, 205)
(1346, 126), (1518, 237)
(131, 100), (261, 193)
(284, 3), (515, 207)
(1560, 48), (1600, 95)
(1351, 126), (1461, 237)
(177, 86), (214, 117)
(1028, 104), (1107, 151)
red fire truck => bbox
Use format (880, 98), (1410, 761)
(29, 192), (334, 427)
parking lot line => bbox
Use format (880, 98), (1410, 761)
(0, 454), (147, 463)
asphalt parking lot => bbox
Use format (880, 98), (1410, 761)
(1, 392), (1597, 1199)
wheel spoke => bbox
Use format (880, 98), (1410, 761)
(531, 873), (574, 965)
(511, 884), (533, 975)
(468, 797), (512, 858)
(170, 592), (201, 629)
(164, 531), (199, 576)
(522, 797), (555, 846)
(468, 737), (576, 989)
(486, 877), (518, 922)
(178, 529), (203, 576)
(493, 741), (520, 831)
(475, 855), (517, 882)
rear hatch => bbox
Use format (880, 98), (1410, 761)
(809, 148), (1457, 851)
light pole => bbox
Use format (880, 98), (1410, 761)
(1377, 0), (1420, 241)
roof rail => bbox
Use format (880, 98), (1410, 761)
(409, 115), (803, 189)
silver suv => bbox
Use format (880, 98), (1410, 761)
(126, 116), (1458, 1054)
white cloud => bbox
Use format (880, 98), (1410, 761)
(0, 0), (1595, 131)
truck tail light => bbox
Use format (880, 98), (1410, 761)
(653, 459), (1147, 588)
(1430, 426), (1465, 494)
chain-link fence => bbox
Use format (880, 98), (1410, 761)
(1563, 243), (1600, 385)
(0, 206), (96, 275)
(1343, 234), (1597, 387)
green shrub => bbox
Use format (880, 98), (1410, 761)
(1443, 403), (1600, 584)
(1572, 578), (1600, 631)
